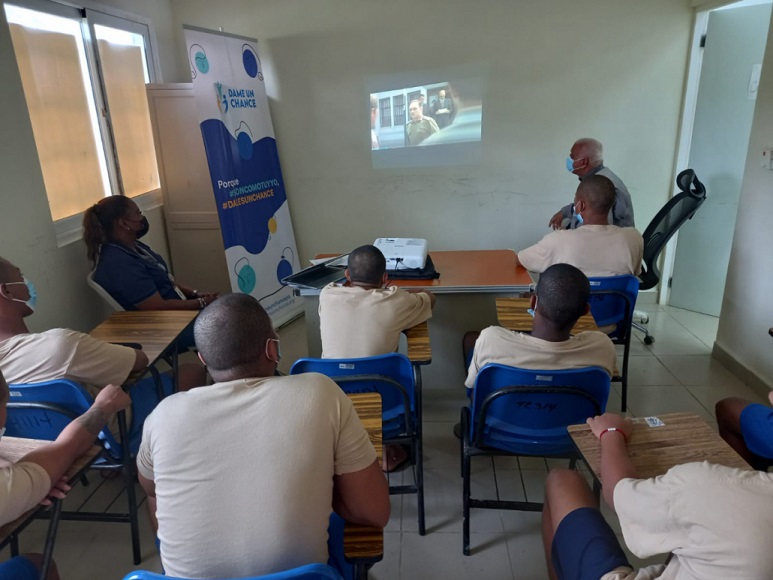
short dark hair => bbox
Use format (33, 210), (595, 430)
(0, 257), (18, 284)
(535, 264), (590, 329)
(577, 175), (616, 215)
(194, 293), (273, 373)
(348, 245), (386, 285)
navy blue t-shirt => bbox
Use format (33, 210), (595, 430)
(94, 242), (181, 310)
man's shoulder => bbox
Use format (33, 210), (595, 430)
(478, 325), (519, 345)
(5, 328), (84, 349)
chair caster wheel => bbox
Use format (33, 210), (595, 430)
(644, 336), (655, 345)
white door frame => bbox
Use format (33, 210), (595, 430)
(659, 8), (710, 305)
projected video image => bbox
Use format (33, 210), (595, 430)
(370, 81), (482, 150)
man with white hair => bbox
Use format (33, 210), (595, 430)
(549, 138), (635, 230)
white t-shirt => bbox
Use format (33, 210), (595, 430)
(319, 284), (432, 358)
(137, 373), (377, 579)
(517, 225), (643, 277)
(602, 462), (773, 580)
(0, 462), (51, 526)
(465, 326), (617, 388)
(0, 329), (137, 400)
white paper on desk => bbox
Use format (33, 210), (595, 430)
(309, 255), (348, 267)
(644, 416), (665, 427)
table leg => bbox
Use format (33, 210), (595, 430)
(412, 364), (426, 536)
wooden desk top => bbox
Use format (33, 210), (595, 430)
(344, 393), (383, 563)
(311, 250), (534, 294)
(90, 311), (198, 364)
(496, 297), (599, 333)
(568, 413), (750, 483)
(404, 321), (431, 364)
(0, 438), (102, 545)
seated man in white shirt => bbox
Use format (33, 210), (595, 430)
(0, 372), (130, 580)
(465, 263), (617, 391)
(319, 244), (435, 358)
(137, 294), (389, 579)
(319, 244), (435, 471)
(0, 256), (205, 445)
(543, 412), (773, 580)
(517, 175), (643, 277)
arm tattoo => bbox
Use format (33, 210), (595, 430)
(76, 406), (110, 436)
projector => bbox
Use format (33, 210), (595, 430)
(374, 238), (428, 270)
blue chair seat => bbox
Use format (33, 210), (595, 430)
(461, 364), (611, 555)
(122, 562), (344, 580)
(6, 379), (143, 564)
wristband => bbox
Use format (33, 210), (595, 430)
(599, 427), (627, 442)
(198, 297), (206, 309)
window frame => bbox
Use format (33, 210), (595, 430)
(4, 0), (163, 247)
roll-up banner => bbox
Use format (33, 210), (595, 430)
(184, 26), (302, 326)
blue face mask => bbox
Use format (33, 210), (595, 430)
(572, 204), (584, 225)
(566, 156), (576, 173)
(5, 277), (37, 312)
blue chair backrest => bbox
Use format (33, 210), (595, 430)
(587, 275), (639, 336)
(290, 354), (415, 438)
(469, 364), (611, 455)
(5, 379), (122, 456)
(122, 563), (343, 580)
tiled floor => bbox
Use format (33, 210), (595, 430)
(10, 306), (768, 579)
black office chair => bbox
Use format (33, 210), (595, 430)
(635, 169), (707, 344)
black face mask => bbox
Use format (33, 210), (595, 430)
(136, 216), (150, 239)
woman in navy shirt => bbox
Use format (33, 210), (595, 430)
(83, 197), (217, 312)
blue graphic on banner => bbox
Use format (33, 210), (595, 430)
(200, 119), (287, 255)
(184, 27), (301, 326)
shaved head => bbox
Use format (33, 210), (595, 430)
(535, 264), (590, 330)
(194, 293), (274, 377)
(0, 257), (18, 283)
(348, 245), (386, 286)
(576, 175), (616, 215)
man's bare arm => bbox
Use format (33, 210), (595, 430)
(132, 348), (149, 373)
(20, 385), (131, 483)
(333, 459), (390, 528)
(587, 413), (637, 511)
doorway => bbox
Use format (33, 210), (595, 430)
(666, 1), (772, 316)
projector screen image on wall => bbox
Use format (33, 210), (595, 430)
(368, 70), (484, 168)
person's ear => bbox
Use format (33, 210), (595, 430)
(529, 294), (537, 310)
(583, 303), (590, 316)
(381, 272), (389, 287)
(345, 269), (351, 282)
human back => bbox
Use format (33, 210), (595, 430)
(139, 372), (366, 578)
(137, 293), (386, 577)
(518, 175), (643, 277)
(319, 244), (433, 359)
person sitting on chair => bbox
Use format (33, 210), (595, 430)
(542, 412), (773, 580)
(716, 394), (773, 471)
(83, 196), (218, 312)
(464, 264), (617, 391)
(517, 175), (643, 278)
(0, 372), (130, 580)
(137, 294), (389, 579)
(319, 244), (435, 470)
(0, 257), (205, 444)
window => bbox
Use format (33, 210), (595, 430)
(4, 1), (160, 242)
(393, 94), (406, 126)
(379, 97), (392, 128)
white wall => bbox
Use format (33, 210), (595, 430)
(167, 0), (694, 263)
(715, 6), (773, 390)
(0, 1), (178, 332)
